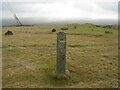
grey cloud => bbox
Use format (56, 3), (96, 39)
(3, 0), (67, 3)
(95, 1), (118, 13)
(1, 0), (118, 25)
(2, 2), (41, 12)
(73, 2), (94, 12)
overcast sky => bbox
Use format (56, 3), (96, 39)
(1, 0), (119, 25)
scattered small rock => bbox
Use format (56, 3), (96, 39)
(61, 28), (68, 30)
(109, 62), (113, 65)
(105, 31), (112, 34)
(52, 28), (56, 32)
(5, 30), (13, 35)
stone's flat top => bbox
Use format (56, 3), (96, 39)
(57, 32), (66, 41)
(57, 32), (66, 35)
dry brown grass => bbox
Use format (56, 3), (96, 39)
(2, 25), (118, 88)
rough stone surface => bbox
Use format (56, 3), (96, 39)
(56, 32), (66, 75)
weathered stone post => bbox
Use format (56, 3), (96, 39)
(56, 32), (66, 75)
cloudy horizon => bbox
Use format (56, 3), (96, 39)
(1, 0), (119, 26)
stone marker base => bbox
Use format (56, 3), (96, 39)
(53, 70), (70, 80)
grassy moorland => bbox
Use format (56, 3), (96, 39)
(2, 23), (118, 88)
